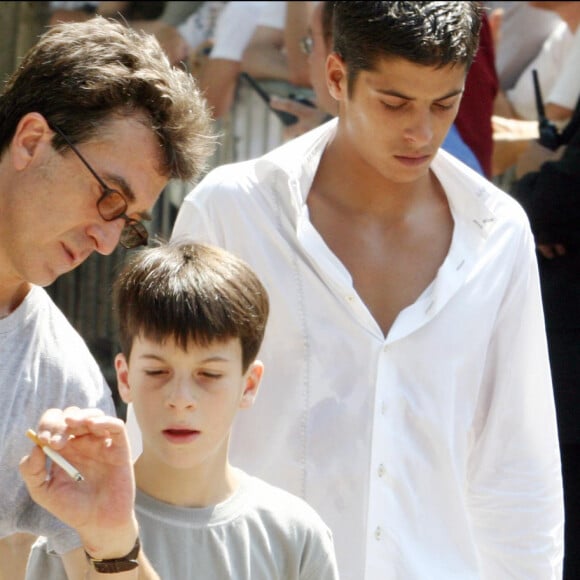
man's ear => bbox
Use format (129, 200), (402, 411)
(326, 52), (348, 101)
(11, 112), (53, 171)
(115, 353), (133, 404)
(239, 360), (264, 409)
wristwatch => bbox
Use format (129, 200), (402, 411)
(85, 537), (140, 573)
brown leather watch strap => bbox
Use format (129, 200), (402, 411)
(85, 537), (140, 574)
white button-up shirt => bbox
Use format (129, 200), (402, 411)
(166, 120), (563, 579)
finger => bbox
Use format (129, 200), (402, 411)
(555, 244), (566, 256)
(85, 417), (131, 457)
(270, 96), (313, 115)
(37, 407), (105, 448)
(85, 416), (127, 436)
(64, 408), (107, 431)
(19, 446), (49, 491)
(35, 408), (71, 447)
(537, 244), (555, 259)
(269, 96), (295, 113)
(80, 416), (128, 447)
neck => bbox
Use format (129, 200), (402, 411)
(0, 281), (31, 318)
(312, 128), (434, 219)
(134, 454), (240, 508)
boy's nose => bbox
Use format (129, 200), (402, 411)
(166, 381), (197, 410)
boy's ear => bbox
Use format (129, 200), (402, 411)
(326, 52), (347, 101)
(115, 353), (133, 404)
(239, 360), (264, 409)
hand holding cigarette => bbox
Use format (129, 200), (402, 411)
(19, 407), (138, 558)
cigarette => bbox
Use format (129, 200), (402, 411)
(26, 429), (84, 483)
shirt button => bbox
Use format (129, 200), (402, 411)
(374, 526), (382, 541)
(381, 401), (387, 415)
(378, 463), (386, 477)
(346, 295), (355, 303)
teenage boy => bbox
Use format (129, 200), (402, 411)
(0, 15), (214, 577)
(271, 1), (483, 174)
(168, 2), (564, 578)
(21, 242), (339, 580)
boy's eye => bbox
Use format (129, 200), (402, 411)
(382, 100), (406, 111)
(144, 369), (167, 377)
(199, 371), (222, 379)
(434, 102), (455, 111)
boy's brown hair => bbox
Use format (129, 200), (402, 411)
(113, 242), (270, 372)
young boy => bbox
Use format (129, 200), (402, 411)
(21, 242), (339, 579)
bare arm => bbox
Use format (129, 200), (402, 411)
(197, 59), (241, 119)
(270, 95), (329, 140)
(241, 26), (288, 81)
(201, 2), (261, 118)
(283, 1), (313, 87)
(0, 534), (36, 580)
(545, 102), (574, 122)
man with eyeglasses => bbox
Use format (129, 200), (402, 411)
(0, 16), (213, 579)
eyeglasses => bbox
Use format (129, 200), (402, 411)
(300, 35), (313, 56)
(50, 124), (149, 249)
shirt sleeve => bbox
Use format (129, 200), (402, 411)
(25, 536), (67, 580)
(547, 26), (580, 110)
(466, 224), (564, 578)
(299, 524), (340, 580)
(257, 1), (287, 29)
(506, 22), (572, 120)
(209, 1), (263, 61)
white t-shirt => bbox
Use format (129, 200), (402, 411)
(506, 21), (573, 120)
(177, 1), (226, 51)
(209, 1), (284, 62)
(547, 25), (580, 111)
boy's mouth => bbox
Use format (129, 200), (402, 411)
(162, 428), (200, 444)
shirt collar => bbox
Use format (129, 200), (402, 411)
(256, 118), (499, 244)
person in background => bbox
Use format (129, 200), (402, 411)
(485, 1), (562, 92)
(511, 96), (580, 580)
(0, 15), (213, 579)
(48, 2), (189, 65)
(22, 242), (340, 580)
(491, 2), (580, 179)
(195, 1), (314, 161)
(453, 5), (498, 178)
(168, 2), (563, 578)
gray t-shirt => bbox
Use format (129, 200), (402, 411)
(0, 286), (115, 554)
(26, 469), (339, 579)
